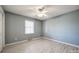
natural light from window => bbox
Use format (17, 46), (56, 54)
(25, 20), (34, 34)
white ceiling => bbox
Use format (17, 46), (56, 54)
(2, 5), (79, 20)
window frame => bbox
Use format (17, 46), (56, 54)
(25, 20), (34, 34)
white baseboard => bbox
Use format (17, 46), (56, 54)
(6, 40), (28, 46)
(5, 37), (42, 47)
(5, 37), (79, 48)
(44, 37), (79, 48)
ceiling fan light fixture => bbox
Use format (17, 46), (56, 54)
(37, 10), (48, 17)
(37, 13), (47, 17)
(35, 6), (48, 17)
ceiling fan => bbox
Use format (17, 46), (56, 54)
(35, 6), (48, 17)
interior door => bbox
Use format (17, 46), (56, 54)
(0, 12), (2, 52)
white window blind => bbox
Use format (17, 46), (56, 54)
(25, 20), (34, 34)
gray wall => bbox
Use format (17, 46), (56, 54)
(0, 6), (5, 51)
(43, 10), (79, 45)
(5, 12), (42, 44)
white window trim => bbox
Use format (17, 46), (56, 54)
(25, 20), (34, 34)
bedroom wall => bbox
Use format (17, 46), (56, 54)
(0, 6), (5, 51)
(5, 12), (42, 44)
(43, 10), (79, 45)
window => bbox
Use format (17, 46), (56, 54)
(25, 20), (34, 34)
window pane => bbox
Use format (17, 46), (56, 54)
(25, 20), (34, 34)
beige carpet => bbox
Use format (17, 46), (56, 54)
(2, 38), (79, 53)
